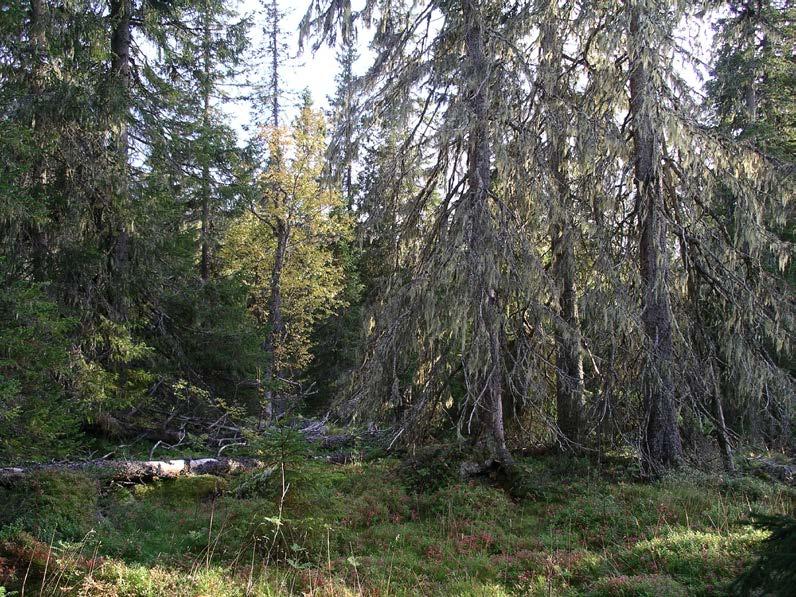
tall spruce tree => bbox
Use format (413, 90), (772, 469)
(328, 29), (359, 206)
(626, 0), (684, 473)
(538, 1), (586, 448)
(703, 0), (794, 450)
(302, 0), (550, 464)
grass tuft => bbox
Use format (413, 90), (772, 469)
(0, 453), (791, 595)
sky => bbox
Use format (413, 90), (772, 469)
(227, 1), (715, 141)
(227, 0), (370, 139)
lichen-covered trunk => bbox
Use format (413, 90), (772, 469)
(463, 0), (512, 466)
(712, 390), (735, 473)
(261, 220), (288, 425)
(29, 0), (46, 90)
(552, 219), (585, 445)
(541, 15), (585, 447)
(0, 458), (268, 485)
(628, 3), (682, 475)
(269, 0), (280, 129)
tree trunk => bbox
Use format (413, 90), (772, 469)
(109, 0), (131, 322)
(261, 219), (288, 425)
(29, 0), (46, 85)
(201, 164), (210, 280)
(742, 2), (758, 124)
(463, 0), (512, 466)
(345, 163), (353, 209)
(257, 0), (286, 428)
(29, 0), (49, 281)
(200, 2), (212, 282)
(110, 0), (131, 185)
(540, 12), (585, 448)
(342, 38), (355, 208)
(0, 458), (268, 485)
(269, 0), (280, 129)
(628, 3), (683, 475)
(552, 219), (586, 446)
(713, 389), (735, 473)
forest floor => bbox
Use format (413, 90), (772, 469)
(0, 449), (793, 596)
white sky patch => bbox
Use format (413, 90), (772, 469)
(222, 2), (717, 145)
(672, 7), (718, 98)
(225, 0), (372, 143)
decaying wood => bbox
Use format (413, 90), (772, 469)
(0, 457), (266, 485)
(749, 457), (796, 486)
(0, 415), (389, 486)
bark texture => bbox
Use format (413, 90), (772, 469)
(628, 3), (683, 475)
(108, 0), (132, 321)
(261, 219), (288, 424)
(463, 0), (512, 466)
(0, 457), (267, 485)
(540, 12), (586, 447)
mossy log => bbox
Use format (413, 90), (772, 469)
(751, 458), (796, 485)
(0, 457), (265, 485)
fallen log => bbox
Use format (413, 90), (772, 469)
(0, 457), (266, 485)
(748, 457), (796, 486)
(320, 434), (356, 450)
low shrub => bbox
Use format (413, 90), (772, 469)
(588, 573), (688, 596)
(733, 513), (796, 596)
(0, 471), (99, 541)
(397, 444), (468, 493)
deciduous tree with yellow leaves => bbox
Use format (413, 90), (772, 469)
(223, 95), (353, 423)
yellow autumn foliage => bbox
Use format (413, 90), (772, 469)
(221, 103), (353, 374)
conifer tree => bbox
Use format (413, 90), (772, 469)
(626, 0), (684, 473)
(538, 2), (586, 448)
(703, 0), (794, 451)
(328, 30), (359, 206)
(302, 0), (533, 464)
(149, 0), (249, 281)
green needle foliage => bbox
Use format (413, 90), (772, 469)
(0, 0), (792, 478)
(733, 513), (796, 596)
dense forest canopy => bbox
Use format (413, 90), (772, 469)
(0, 0), (793, 476)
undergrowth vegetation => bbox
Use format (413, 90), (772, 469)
(0, 454), (793, 596)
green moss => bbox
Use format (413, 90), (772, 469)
(618, 527), (766, 593)
(1, 456), (790, 596)
(80, 561), (292, 596)
(131, 474), (226, 503)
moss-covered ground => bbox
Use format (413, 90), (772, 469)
(0, 454), (792, 596)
